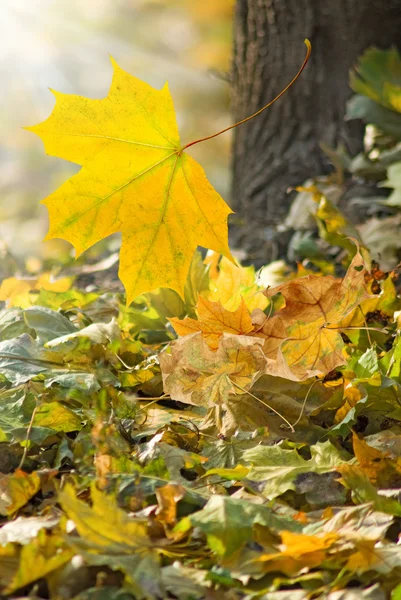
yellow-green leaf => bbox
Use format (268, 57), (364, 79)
(33, 402), (82, 433)
(59, 483), (150, 550)
(0, 470), (41, 516)
(27, 58), (233, 303)
(4, 530), (73, 595)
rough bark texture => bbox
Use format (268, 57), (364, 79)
(231, 0), (401, 264)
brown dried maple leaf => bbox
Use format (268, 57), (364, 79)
(159, 332), (266, 408)
(252, 251), (369, 381)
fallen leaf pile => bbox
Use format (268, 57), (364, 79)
(1, 246), (401, 599)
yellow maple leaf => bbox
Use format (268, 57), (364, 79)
(352, 433), (401, 488)
(26, 58), (234, 304)
(0, 273), (72, 308)
(252, 251), (369, 380)
(169, 295), (254, 350)
(206, 253), (268, 312)
(59, 483), (151, 550)
(345, 539), (379, 572)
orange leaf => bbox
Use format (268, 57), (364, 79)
(256, 531), (339, 576)
(352, 433), (401, 487)
(169, 296), (253, 350)
(156, 483), (186, 528)
(0, 470), (41, 516)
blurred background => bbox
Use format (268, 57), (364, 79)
(0, 0), (234, 269)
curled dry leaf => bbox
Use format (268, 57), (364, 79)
(155, 483), (186, 528)
(159, 332), (266, 407)
(252, 251), (369, 381)
(169, 295), (254, 350)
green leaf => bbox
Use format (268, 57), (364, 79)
(380, 333), (401, 380)
(339, 465), (401, 517)
(244, 441), (350, 499)
(0, 308), (33, 341)
(24, 306), (77, 344)
(161, 563), (210, 600)
(45, 318), (121, 348)
(44, 371), (101, 393)
(346, 95), (401, 139)
(203, 432), (260, 470)
(350, 47), (401, 113)
(33, 287), (99, 311)
(329, 393), (369, 438)
(33, 402), (83, 433)
(176, 494), (301, 558)
(0, 388), (35, 441)
(0, 334), (60, 385)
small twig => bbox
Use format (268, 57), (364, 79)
(139, 394), (169, 410)
(18, 404), (39, 470)
(358, 306), (372, 347)
(327, 326), (388, 334)
(114, 353), (134, 370)
(252, 301), (274, 334)
(232, 382), (294, 432)
(0, 353), (65, 366)
(291, 379), (319, 429)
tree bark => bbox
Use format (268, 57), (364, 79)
(231, 0), (401, 265)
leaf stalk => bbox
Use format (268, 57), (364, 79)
(180, 39), (311, 153)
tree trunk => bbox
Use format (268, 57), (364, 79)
(231, 0), (401, 265)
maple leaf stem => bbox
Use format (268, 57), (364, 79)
(0, 353), (65, 366)
(291, 379), (320, 429)
(179, 39), (311, 153)
(232, 381), (295, 432)
(18, 403), (39, 470)
(358, 306), (372, 347)
(329, 326), (389, 333)
(139, 395), (170, 410)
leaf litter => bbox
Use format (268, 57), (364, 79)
(1, 245), (401, 599)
